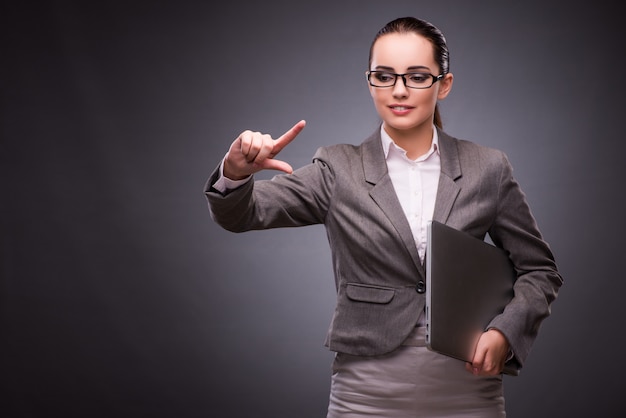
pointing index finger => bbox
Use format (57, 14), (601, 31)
(272, 120), (306, 155)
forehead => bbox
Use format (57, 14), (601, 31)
(370, 32), (437, 71)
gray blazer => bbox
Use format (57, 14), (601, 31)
(205, 128), (563, 370)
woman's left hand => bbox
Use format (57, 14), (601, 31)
(465, 328), (510, 376)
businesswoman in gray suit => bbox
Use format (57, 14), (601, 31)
(205, 16), (563, 418)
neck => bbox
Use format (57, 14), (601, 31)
(384, 123), (434, 160)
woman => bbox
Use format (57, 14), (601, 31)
(205, 16), (562, 417)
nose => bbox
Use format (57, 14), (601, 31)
(392, 75), (409, 97)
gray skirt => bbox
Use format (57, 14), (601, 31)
(326, 326), (505, 418)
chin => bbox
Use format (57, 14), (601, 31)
(385, 119), (422, 132)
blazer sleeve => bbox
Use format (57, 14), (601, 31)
(485, 152), (563, 369)
(204, 152), (335, 232)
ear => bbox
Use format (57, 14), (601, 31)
(437, 73), (454, 100)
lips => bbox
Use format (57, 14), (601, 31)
(388, 104), (414, 115)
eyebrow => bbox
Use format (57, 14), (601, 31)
(374, 65), (431, 72)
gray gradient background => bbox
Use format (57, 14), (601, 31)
(1, 1), (624, 417)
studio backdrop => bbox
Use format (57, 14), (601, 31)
(1, 1), (624, 417)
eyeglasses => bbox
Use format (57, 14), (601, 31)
(366, 70), (444, 89)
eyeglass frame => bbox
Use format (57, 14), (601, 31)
(366, 70), (444, 89)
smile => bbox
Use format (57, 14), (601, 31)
(389, 105), (414, 115)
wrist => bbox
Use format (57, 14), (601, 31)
(223, 158), (249, 181)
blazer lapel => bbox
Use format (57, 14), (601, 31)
(361, 131), (425, 275)
(433, 129), (462, 224)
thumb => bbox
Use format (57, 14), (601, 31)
(468, 347), (486, 375)
(256, 157), (293, 174)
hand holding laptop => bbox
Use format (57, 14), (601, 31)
(465, 328), (511, 376)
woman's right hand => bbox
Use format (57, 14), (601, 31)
(223, 120), (306, 180)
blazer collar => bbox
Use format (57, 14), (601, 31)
(436, 129), (462, 180)
(432, 129), (462, 224)
(362, 126), (462, 186)
(362, 129), (387, 185)
(360, 127), (463, 272)
(361, 129), (423, 273)
(362, 127), (461, 182)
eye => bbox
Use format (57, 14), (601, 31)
(374, 72), (395, 83)
(407, 73), (430, 84)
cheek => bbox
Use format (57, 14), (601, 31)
(368, 85), (378, 101)
(369, 88), (386, 108)
(418, 90), (439, 108)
